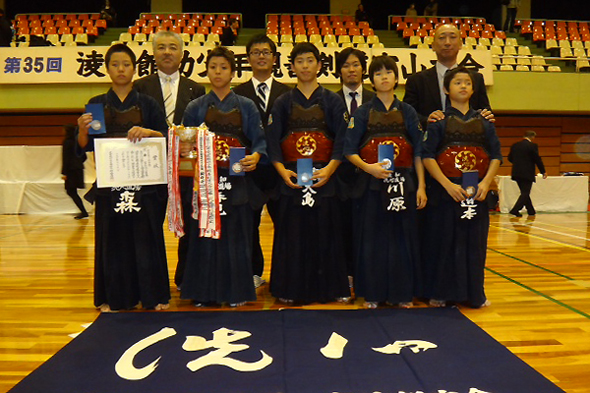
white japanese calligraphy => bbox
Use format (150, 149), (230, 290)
(320, 332), (349, 359)
(115, 327), (177, 380)
(372, 340), (438, 355)
(301, 185), (317, 207)
(114, 190), (141, 214)
(460, 198), (478, 220)
(183, 327), (273, 372)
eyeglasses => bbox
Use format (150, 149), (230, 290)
(249, 50), (273, 57)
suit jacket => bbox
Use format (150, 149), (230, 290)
(403, 66), (490, 129)
(232, 79), (291, 126)
(336, 87), (375, 117)
(134, 73), (206, 125)
(508, 139), (546, 182)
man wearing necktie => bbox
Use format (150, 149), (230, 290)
(335, 47), (375, 118)
(233, 34), (291, 289)
(334, 48), (375, 288)
(134, 31), (205, 291)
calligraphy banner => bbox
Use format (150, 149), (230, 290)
(8, 309), (563, 393)
(0, 46), (493, 86)
(94, 137), (167, 188)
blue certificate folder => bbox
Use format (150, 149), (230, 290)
(229, 147), (246, 176)
(297, 158), (313, 187)
(85, 103), (107, 135)
(462, 171), (479, 198)
(378, 144), (395, 171)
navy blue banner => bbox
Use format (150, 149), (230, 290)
(10, 309), (564, 393)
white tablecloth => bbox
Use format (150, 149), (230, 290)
(0, 146), (96, 214)
(496, 175), (589, 213)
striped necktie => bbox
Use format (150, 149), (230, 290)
(257, 82), (268, 113)
(163, 76), (175, 126)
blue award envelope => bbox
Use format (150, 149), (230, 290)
(378, 144), (395, 171)
(462, 171), (479, 198)
(229, 147), (246, 176)
(297, 158), (313, 187)
(85, 103), (107, 135)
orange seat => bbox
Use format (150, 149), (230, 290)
(58, 26), (71, 35)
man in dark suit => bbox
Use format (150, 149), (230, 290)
(334, 48), (374, 289)
(134, 30), (205, 290)
(233, 34), (290, 288)
(335, 47), (375, 118)
(508, 130), (546, 217)
(403, 24), (491, 129)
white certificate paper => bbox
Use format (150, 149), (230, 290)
(94, 137), (167, 188)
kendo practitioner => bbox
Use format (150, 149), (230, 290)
(77, 44), (170, 312)
(180, 46), (267, 307)
(267, 43), (351, 305)
(421, 67), (502, 309)
(344, 55), (427, 309)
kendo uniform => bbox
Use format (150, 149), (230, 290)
(421, 107), (502, 307)
(267, 87), (351, 304)
(180, 91), (267, 305)
(344, 97), (423, 304)
(82, 89), (170, 311)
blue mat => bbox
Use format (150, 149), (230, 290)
(9, 308), (564, 393)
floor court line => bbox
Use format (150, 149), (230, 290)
(485, 266), (590, 320)
(491, 224), (590, 252)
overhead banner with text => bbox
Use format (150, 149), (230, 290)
(1, 46), (493, 86)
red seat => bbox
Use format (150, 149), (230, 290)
(78, 14), (89, 20)
(82, 19), (94, 28)
(95, 19), (107, 30)
(40, 14), (52, 21)
(72, 26), (85, 35)
(68, 20), (81, 27)
(44, 26), (57, 35)
(197, 26), (209, 35)
(65, 14), (76, 20)
(128, 26), (139, 35)
(58, 26), (71, 35)
(211, 26), (222, 34)
(31, 26), (43, 35)
(183, 26), (195, 35)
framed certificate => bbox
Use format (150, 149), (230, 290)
(94, 137), (167, 188)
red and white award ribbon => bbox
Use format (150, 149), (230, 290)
(194, 124), (221, 239)
(167, 126), (185, 238)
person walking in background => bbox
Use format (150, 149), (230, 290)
(503, 0), (520, 33)
(424, 0), (438, 16)
(62, 125), (88, 220)
(220, 18), (240, 46)
(0, 8), (13, 47)
(508, 130), (546, 217)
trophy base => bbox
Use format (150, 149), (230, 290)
(179, 157), (196, 177)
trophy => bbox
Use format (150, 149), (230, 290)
(175, 126), (198, 159)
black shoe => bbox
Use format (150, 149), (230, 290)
(74, 213), (89, 220)
(509, 210), (522, 217)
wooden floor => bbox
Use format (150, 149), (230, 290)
(1, 211), (590, 392)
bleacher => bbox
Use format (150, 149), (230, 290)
(265, 14), (382, 49)
(12, 13), (107, 46)
(517, 19), (590, 72)
(119, 13), (242, 47)
(389, 15), (565, 73)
